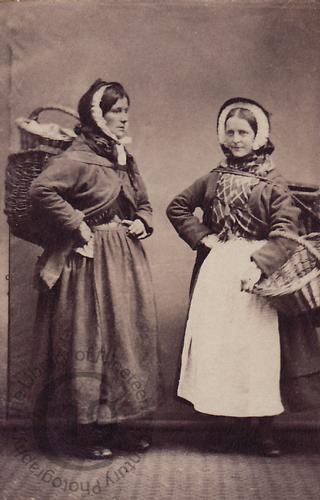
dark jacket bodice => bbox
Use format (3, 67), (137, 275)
(166, 167), (301, 277)
(30, 137), (153, 238)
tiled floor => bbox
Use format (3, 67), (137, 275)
(1, 427), (320, 500)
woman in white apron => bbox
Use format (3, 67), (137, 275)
(167, 98), (303, 456)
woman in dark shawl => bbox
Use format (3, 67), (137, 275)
(30, 79), (161, 459)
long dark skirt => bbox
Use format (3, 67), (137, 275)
(33, 225), (160, 424)
(279, 312), (320, 412)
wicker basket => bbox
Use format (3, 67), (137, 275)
(253, 231), (320, 316)
(16, 105), (79, 152)
(5, 149), (56, 244)
(5, 106), (79, 245)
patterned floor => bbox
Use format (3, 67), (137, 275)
(1, 428), (320, 500)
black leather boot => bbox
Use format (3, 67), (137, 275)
(256, 417), (281, 457)
(75, 423), (113, 459)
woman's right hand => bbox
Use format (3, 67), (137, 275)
(200, 234), (216, 249)
(75, 220), (93, 245)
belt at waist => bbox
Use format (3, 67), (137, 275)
(85, 209), (126, 228)
(93, 221), (126, 231)
(92, 215), (129, 231)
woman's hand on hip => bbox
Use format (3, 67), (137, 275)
(200, 234), (216, 249)
(75, 220), (93, 245)
(122, 219), (148, 239)
(240, 261), (262, 292)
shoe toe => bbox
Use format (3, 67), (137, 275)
(260, 439), (281, 457)
(77, 446), (113, 460)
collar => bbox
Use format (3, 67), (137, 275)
(219, 154), (275, 176)
(62, 137), (116, 168)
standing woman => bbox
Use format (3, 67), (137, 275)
(167, 97), (320, 456)
(30, 79), (161, 459)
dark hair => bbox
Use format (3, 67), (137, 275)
(225, 107), (257, 136)
(99, 82), (130, 114)
(218, 98), (274, 156)
(77, 79), (130, 133)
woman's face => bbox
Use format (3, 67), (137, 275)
(103, 97), (129, 139)
(224, 116), (255, 158)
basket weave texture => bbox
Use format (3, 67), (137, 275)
(5, 106), (79, 245)
(5, 150), (56, 244)
(253, 231), (320, 316)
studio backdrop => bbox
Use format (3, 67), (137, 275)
(0, 0), (319, 426)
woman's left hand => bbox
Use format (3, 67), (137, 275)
(240, 262), (262, 292)
(122, 219), (148, 239)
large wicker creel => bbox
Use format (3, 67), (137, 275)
(5, 149), (56, 244)
(253, 231), (320, 316)
(5, 106), (79, 245)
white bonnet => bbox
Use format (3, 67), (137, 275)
(217, 98), (271, 151)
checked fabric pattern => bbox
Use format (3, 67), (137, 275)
(212, 173), (261, 241)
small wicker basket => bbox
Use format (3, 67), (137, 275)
(253, 231), (320, 316)
(15, 105), (79, 152)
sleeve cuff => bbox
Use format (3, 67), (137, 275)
(63, 209), (84, 232)
(136, 214), (153, 236)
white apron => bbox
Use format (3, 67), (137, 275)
(178, 236), (284, 417)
